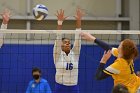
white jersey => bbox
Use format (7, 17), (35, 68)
(0, 23), (7, 48)
(53, 29), (81, 86)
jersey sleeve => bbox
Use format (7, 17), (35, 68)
(72, 29), (81, 52)
(94, 39), (112, 51)
(95, 63), (111, 80)
(53, 34), (62, 64)
(1, 23), (7, 29)
(111, 48), (119, 57)
(0, 23), (7, 48)
(72, 28), (81, 61)
(103, 60), (121, 75)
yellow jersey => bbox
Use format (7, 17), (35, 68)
(103, 48), (140, 93)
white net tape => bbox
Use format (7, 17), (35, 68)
(0, 29), (140, 34)
(0, 29), (139, 45)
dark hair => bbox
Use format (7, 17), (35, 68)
(62, 38), (70, 41)
(32, 67), (41, 74)
(112, 84), (129, 93)
(122, 39), (139, 61)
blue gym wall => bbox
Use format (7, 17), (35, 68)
(0, 44), (140, 93)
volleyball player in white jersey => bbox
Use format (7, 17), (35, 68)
(0, 9), (10, 47)
(53, 8), (83, 93)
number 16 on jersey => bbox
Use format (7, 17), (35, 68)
(66, 63), (73, 70)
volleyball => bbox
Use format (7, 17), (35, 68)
(33, 4), (48, 21)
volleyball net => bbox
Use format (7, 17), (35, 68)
(0, 29), (140, 44)
(0, 29), (140, 93)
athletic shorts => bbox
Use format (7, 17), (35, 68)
(53, 82), (79, 93)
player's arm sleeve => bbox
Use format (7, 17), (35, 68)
(95, 63), (111, 80)
(94, 39), (112, 51)
(72, 28), (81, 59)
(26, 82), (31, 93)
(103, 60), (120, 75)
(0, 23), (7, 48)
(111, 48), (119, 57)
(1, 23), (7, 29)
(94, 39), (119, 57)
(45, 82), (52, 93)
(53, 34), (62, 64)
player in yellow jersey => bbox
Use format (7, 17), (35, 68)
(80, 32), (140, 93)
(136, 71), (140, 93)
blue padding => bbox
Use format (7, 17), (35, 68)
(0, 44), (139, 93)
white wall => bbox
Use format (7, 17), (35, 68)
(0, 0), (116, 17)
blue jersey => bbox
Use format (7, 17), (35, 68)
(26, 78), (51, 93)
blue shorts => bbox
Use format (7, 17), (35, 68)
(53, 82), (79, 93)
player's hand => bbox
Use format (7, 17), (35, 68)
(100, 50), (111, 64)
(0, 9), (11, 24)
(74, 7), (84, 20)
(74, 7), (84, 28)
(55, 9), (68, 22)
(80, 32), (96, 41)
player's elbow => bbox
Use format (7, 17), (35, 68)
(95, 72), (105, 80)
(95, 75), (104, 80)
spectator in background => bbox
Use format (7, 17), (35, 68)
(112, 84), (129, 93)
(136, 71), (140, 77)
(26, 67), (51, 93)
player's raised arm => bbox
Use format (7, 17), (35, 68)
(95, 50), (112, 80)
(0, 9), (11, 48)
(72, 8), (84, 57)
(53, 9), (67, 63)
(80, 32), (112, 51)
(80, 32), (119, 57)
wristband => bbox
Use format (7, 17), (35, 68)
(76, 28), (81, 31)
(57, 20), (63, 25)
